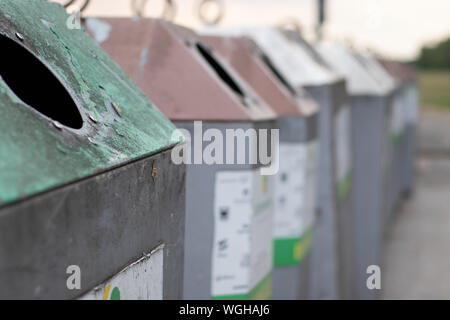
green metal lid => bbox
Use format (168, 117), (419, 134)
(0, 0), (181, 206)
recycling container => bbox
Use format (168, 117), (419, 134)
(200, 35), (320, 300)
(201, 26), (353, 300)
(0, 0), (185, 300)
(378, 59), (419, 197)
(277, 29), (353, 300)
(402, 64), (420, 197)
(354, 54), (399, 224)
(86, 18), (278, 300)
(316, 42), (395, 299)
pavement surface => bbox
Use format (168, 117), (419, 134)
(381, 110), (450, 299)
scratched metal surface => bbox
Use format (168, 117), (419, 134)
(0, 149), (186, 299)
(0, 0), (181, 206)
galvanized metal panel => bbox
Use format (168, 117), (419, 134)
(0, 149), (186, 299)
(377, 59), (419, 197)
(316, 42), (395, 299)
(178, 121), (275, 300)
(350, 95), (392, 300)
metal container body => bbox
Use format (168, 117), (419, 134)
(0, 0), (185, 299)
(272, 31), (354, 300)
(315, 43), (397, 299)
(377, 60), (419, 199)
(350, 95), (393, 299)
(179, 120), (276, 300)
(272, 114), (319, 300)
(0, 149), (185, 299)
(204, 27), (353, 300)
(200, 35), (320, 300)
(304, 80), (354, 300)
(354, 55), (398, 224)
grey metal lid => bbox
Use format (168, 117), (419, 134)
(316, 42), (395, 96)
(200, 26), (342, 87)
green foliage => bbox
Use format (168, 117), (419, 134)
(417, 37), (450, 70)
(420, 71), (450, 110)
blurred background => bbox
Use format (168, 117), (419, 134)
(56, 0), (450, 299)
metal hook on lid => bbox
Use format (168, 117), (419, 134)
(131, 0), (177, 21)
(78, 0), (91, 14)
(196, 0), (225, 26)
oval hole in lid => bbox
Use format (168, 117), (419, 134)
(0, 34), (83, 129)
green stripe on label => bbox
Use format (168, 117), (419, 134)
(249, 273), (272, 300)
(212, 274), (272, 300)
(274, 227), (314, 266)
(337, 172), (352, 201)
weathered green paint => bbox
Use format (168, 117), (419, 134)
(0, 0), (182, 206)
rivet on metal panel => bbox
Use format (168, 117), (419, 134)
(89, 113), (98, 123)
(52, 121), (63, 130)
(15, 32), (24, 41)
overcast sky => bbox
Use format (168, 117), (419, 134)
(72, 0), (450, 60)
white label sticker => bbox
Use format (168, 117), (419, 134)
(81, 246), (164, 300)
(274, 143), (306, 239)
(211, 170), (273, 299)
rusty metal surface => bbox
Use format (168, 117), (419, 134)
(86, 18), (276, 122)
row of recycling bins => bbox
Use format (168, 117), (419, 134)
(0, 0), (419, 300)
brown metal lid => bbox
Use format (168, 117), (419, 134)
(85, 18), (275, 122)
(201, 35), (306, 117)
(377, 58), (417, 84)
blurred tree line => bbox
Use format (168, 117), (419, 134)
(417, 37), (450, 70)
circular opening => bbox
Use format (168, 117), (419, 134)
(0, 34), (83, 129)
